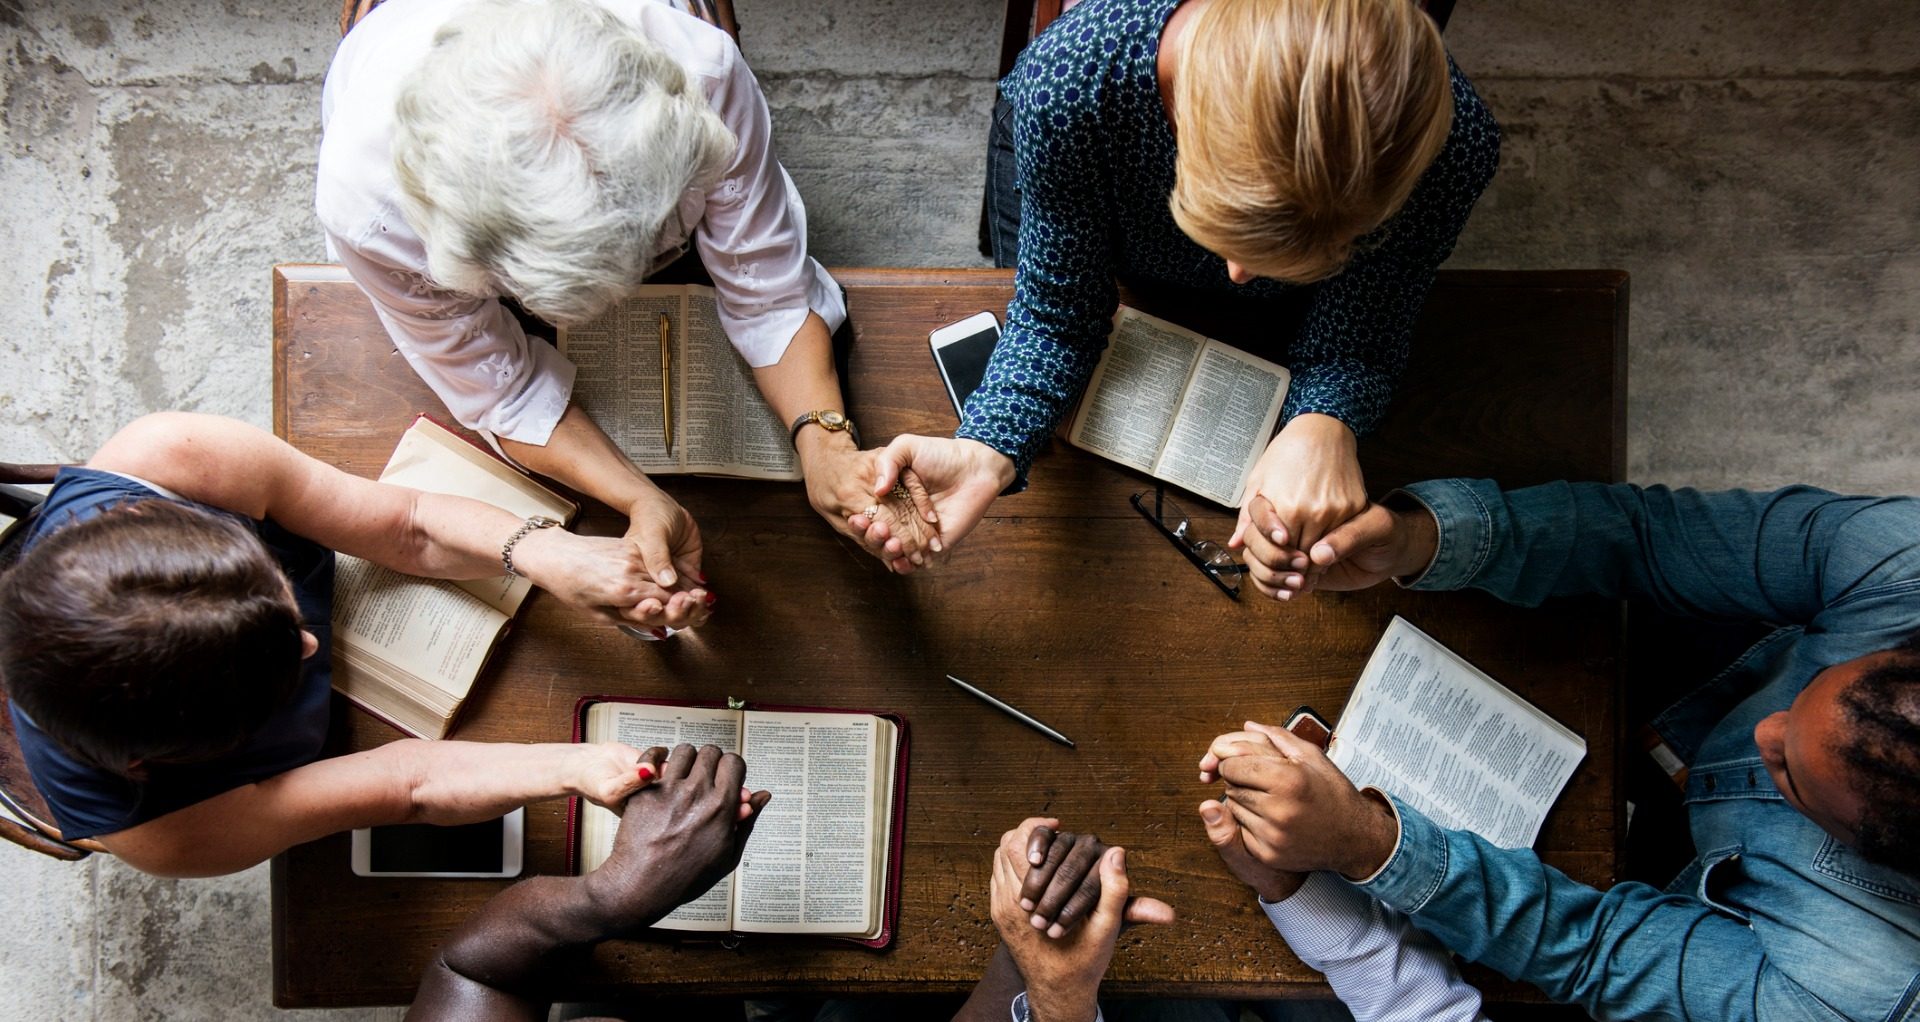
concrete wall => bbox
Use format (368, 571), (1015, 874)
(0, 0), (1915, 1018)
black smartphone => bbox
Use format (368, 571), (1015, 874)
(1285, 706), (1334, 751)
(929, 311), (1002, 418)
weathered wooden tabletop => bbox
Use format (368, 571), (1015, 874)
(271, 265), (1627, 1006)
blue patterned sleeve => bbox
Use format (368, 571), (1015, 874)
(1281, 60), (1501, 434)
(955, 76), (1118, 490)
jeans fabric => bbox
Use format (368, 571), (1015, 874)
(1360, 479), (1920, 1022)
(984, 92), (1021, 270)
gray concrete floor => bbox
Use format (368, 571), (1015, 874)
(0, 0), (1915, 1017)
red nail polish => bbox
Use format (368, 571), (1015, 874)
(638, 764), (655, 781)
(651, 627), (668, 640)
(696, 572), (710, 585)
(703, 592), (717, 607)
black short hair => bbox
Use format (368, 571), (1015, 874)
(0, 501), (305, 776)
(1837, 633), (1920, 876)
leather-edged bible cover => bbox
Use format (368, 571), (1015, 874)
(564, 695), (909, 950)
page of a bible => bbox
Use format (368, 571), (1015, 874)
(1152, 341), (1289, 507)
(377, 420), (574, 615)
(557, 290), (681, 474)
(731, 711), (886, 936)
(331, 554), (505, 697)
(676, 285), (799, 480)
(1328, 617), (1587, 849)
(1067, 308), (1205, 473)
(578, 702), (746, 931)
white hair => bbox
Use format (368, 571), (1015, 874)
(391, 0), (736, 324)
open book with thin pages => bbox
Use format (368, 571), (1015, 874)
(567, 697), (909, 949)
(558, 284), (800, 481)
(1068, 306), (1291, 508)
(1328, 616), (1588, 849)
(330, 416), (577, 739)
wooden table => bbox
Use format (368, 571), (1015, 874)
(271, 266), (1628, 1007)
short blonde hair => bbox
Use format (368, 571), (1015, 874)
(1169, 0), (1452, 283)
(391, 0), (736, 324)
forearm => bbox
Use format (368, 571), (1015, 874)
(500, 404), (665, 514)
(954, 945), (1029, 1022)
(1397, 479), (1885, 621)
(394, 739), (603, 825)
(1263, 873), (1487, 1022)
(750, 312), (866, 472)
(1356, 797), (1774, 1022)
(408, 875), (607, 1022)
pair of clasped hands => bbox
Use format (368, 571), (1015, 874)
(524, 409), (1386, 632)
(839, 413), (1375, 590)
(966, 720), (1401, 1022)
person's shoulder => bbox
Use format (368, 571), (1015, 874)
(1441, 55), (1500, 160)
(627, 1), (745, 98)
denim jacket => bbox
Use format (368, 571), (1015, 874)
(1353, 479), (1920, 1022)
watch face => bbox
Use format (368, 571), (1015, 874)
(818, 410), (848, 429)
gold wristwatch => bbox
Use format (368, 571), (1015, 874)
(789, 409), (861, 449)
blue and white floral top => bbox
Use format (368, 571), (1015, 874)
(958, 0), (1501, 485)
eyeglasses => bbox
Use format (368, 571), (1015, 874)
(1130, 487), (1248, 600)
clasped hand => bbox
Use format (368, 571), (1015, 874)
(1196, 721), (1400, 881)
(581, 743), (770, 934)
(845, 435), (1014, 574)
(988, 818), (1174, 1022)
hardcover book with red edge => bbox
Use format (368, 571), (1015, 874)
(567, 695), (908, 950)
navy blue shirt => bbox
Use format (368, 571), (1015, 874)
(10, 468), (334, 840)
(958, 0), (1501, 480)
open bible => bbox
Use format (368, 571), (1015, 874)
(331, 417), (577, 739)
(558, 284), (799, 480)
(1068, 307), (1291, 508)
(568, 698), (908, 948)
(1328, 616), (1587, 849)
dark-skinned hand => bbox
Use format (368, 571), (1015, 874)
(580, 743), (771, 933)
(1007, 817), (1177, 939)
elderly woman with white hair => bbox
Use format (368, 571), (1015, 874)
(318, 0), (905, 627)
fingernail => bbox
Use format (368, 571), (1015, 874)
(930, 537), (944, 553)
(660, 569), (676, 587)
(1270, 529), (1286, 544)
(703, 592), (717, 607)
(696, 571), (710, 585)
(1277, 590), (1293, 601)
(1285, 574), (1302, 587)
(1030, 914), (1047, 930)
(651, 628), (668, 640)
(1029, 851), (1043, 865)
(1201, 805), (1221, 824)
(1019, 898), (1035, 911)
(1047, 923), (1065, 939)
(638, 764), (656, 781)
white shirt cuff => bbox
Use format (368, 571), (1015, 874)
(1260, 872), (1375, 963)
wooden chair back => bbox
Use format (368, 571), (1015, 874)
(0, 464), (103, 861)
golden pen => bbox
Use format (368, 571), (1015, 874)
(659, 312), (673, 453)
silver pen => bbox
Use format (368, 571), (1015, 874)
(945, 675), (1076, 748)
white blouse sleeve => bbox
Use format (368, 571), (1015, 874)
(693, 37), (846, 368)
(327, 230), (575, 447)
(1262, 873), (1491, 1022)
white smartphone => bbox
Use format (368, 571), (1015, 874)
(351, 808), (525, 878)
(929, 311), (1002, 418)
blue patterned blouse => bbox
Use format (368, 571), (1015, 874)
(956, 0), (1501, 486)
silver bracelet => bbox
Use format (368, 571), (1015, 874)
(501, 515), (561, 578)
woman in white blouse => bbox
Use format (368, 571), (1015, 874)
(319, 0), (898, 627)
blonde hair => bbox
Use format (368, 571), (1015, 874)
(391, 0), (736, 324)
(1169, 0), (1452, 283)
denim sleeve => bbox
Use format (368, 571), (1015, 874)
(1397, 478), (1920, 627)
(1281, 59), (1499, 435)
(1356, 797), (1830, 1022)
(954, 88), (1117, 490)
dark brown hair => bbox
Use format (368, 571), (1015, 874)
(1839, 633), (1920, 875)
(0, 501), (305, 776)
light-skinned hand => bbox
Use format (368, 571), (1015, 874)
(1229, 413), (1367, 602)
(581, 743), (771, 933)
(513, 528), (710, 634)
(1197, 797), (1305, 903)
(850, 435), (1014, 573)
(990, 821), (1173, 1022)
(797, 433), (940, 570)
